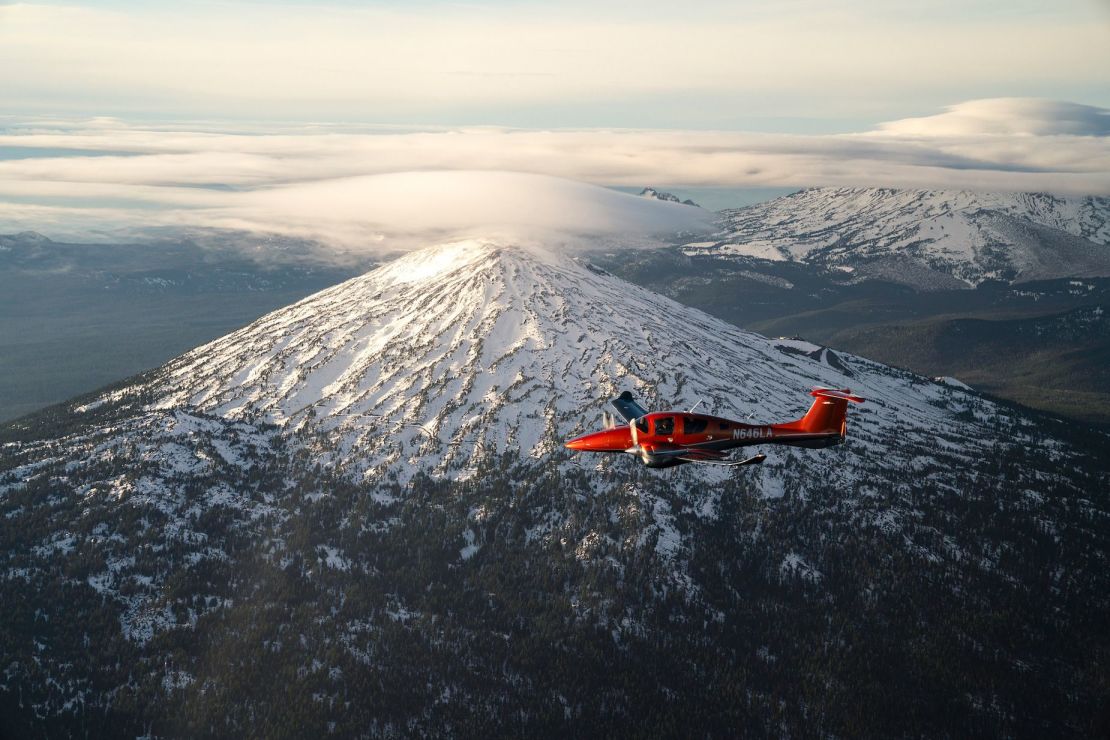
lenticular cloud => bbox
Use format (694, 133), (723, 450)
(224, 171), (715, 248)
(878, 99), (1110, 137)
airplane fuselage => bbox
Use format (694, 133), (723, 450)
(566, 410), (842, 468)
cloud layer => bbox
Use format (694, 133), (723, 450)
(0, 99), (1107, 249)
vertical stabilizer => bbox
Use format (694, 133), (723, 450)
(796, 388), (865, 435)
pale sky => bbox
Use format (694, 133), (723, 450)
(2, 0), (1108, 129)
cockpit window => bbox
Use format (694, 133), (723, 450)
(636, 418), (649, 433)
(654, 416), (674, 435)
(683, 416), (708, 434)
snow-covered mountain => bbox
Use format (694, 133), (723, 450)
(639, 187), (700, 207)
(2, 239), (1107, 736)
(0, 230), (52, 249)
(685, 188), (1110, 288)
(130, 239), (1056, 486)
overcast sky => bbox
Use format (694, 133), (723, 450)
(2, 0), (1108, 130)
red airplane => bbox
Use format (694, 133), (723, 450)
(565, 388), (864, 468)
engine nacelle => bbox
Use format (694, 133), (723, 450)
(639, 447), (682, 469)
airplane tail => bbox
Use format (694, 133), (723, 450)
(795, 388), (865, 437)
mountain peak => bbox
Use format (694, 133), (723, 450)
(14, 230), (52, 242)
(0, 230), (53, 248)
(639, 187), (701, 208)
(87, 236), (1036, 489)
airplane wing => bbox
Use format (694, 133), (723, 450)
(671, 448), (728, 461)
(680, 453), (767, 467)
(637, 442), (766, 468)
(640, 444), (699, 458)
(610, 391), (648, 423)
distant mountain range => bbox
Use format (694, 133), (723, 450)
(2, 240), (1108, 736)
(684, 188), (1110, 289)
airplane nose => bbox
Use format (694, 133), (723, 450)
(565, 428), (631, 452)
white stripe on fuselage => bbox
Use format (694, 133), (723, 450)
(732, 427), (772, 440)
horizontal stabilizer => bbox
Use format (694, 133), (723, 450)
(610, 391), (648, 422)
(810, 387), (865, 404)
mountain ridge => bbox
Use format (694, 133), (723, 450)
(685, 187), (1110, 288)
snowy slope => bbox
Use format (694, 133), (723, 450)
(3, 237), (1106, 735)
(117, 239), (1061, 490)
(4, 237), (1090, 623)
(687, 188), (1110, 288)
(6, 237), (1082, 623)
